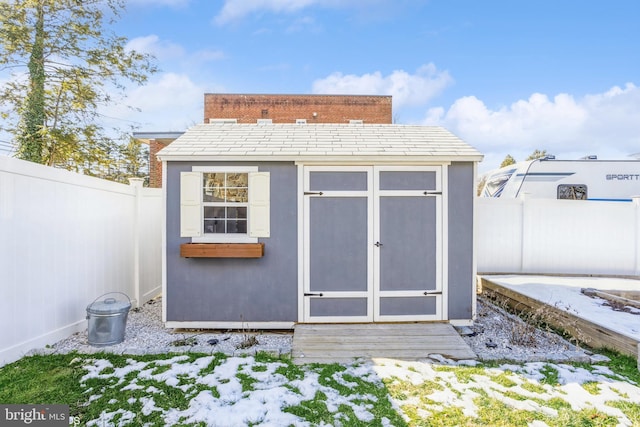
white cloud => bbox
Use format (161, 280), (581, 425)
(126, 35), (185, 61)
(103, 73), (207, 132)
(126, 36), (224, 69)
(214, 0), (387, 25)
(424, 83), (640, 169)
(216, 0), (317, 25)
(312, 64), (453, 109)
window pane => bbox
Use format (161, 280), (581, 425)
(226, 188), (248, 203)
(227, 207), (247, 219)
(204, 219), (225, 234)
(227, 219), (247, 233)
(203, 173), (225, 202)
(558, 185), (587, 200)
(227, 173), (248, 188)
(204, 206), (225, 218)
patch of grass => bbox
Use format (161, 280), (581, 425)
(236, 372), (258, 392)
(0, 353), (87, 418)
(283, 391), (336, 425)
(610, 387), (629, 399)
(148, 363), (172, 375)
(471, 391), (618, 427)
(492, 372), (518, 388)
(253, 351), (279, 363)
(434, 365), (486, 383)
(542, 397), (573, 412)
(199, 353), (228, 376)
(252, 364), (268, 373)
(608, 400), (640, 425)
(276, 362), (305, 382)
(582, 381), (601, 395)
(385, 377), (443, 405)
(520, 380), (547, 394)
(552, 408), (619, 426)
(501, 390), (529, 401)
(595, 349), (640, 385)
(383, 378), (409, 401)
(539, 364), (560, 386)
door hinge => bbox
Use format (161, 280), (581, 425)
(304, 292), (324, 297)
(304, 191), (324, 196)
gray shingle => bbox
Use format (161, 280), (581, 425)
(156, 123), (483, 161)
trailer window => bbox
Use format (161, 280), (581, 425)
(482, 168), (515, 197)
(557, 184), (587, 200)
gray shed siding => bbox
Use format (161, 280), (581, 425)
(166, 161), (298, 322)
(447, 162), (475, 320)
(165, 160), (476, 323)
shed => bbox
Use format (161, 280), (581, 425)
(157, 123), (483, 329)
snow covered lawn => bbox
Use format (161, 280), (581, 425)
(76, 352), (404, 426)
(375, 356), (640, 426)
(72, 351), (640, 426)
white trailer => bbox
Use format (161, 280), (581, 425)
(480, 158), (640, 201)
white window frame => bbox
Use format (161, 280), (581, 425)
(192, 166), (259, 243)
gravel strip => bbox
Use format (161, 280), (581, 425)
(461, 296), (608, 363)
(37, 295), (607, 364)
(44, 297), (293, 358)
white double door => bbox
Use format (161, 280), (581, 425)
(302, 165), (445, 322)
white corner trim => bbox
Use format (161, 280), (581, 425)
(162, 160), (168, 323)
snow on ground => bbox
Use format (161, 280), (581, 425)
(483, 275), (640, 340)
(76, 353), (640, 427)
(78, 354), (390, 426)
(373, 357), (640, 427)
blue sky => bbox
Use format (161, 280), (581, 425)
(6, 0), (640, 172)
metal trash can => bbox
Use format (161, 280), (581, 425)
(86, 292), (131, 346)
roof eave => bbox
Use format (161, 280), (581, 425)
(156, 154), (484, 163)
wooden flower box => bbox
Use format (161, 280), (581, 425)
(180, 243), (265, 258)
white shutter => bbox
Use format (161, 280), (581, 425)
(248, 172), (270, 238)
(180, 171), (202, 237)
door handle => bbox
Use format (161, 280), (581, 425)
(374, 242), (383, 247)
(423, 291), (442, 295)
(304, 293), (324, 297)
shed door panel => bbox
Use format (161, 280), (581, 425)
(379, 196), (437, 291)
(304, 167), (373, 322)
(374, 167), (442, 321)
(309, 197), (368, 292)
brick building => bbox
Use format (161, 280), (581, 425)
(135, 94), (392, 187)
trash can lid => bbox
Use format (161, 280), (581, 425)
(87, 297), (131, 314)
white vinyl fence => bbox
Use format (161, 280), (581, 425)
(0, 156), (162, 366)
(477, 196), (640, 276)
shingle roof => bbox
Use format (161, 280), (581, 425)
(156, 123), (483, 162)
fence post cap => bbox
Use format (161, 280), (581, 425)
(128, 177), (144, 187)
